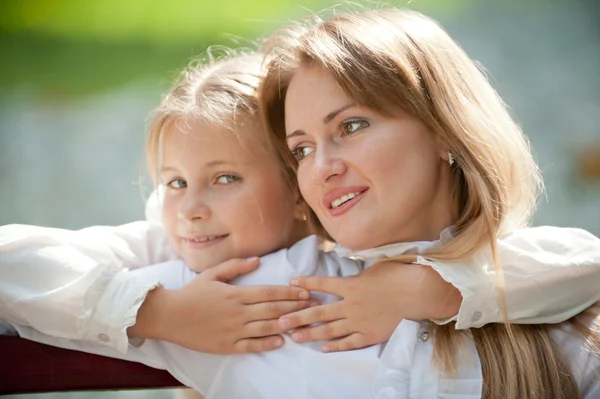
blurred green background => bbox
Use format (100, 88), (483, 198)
(0, 0), (471, 94)
(0, 0), (599, 234)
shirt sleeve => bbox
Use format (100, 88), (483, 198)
(0, 221), (177, 353)
(418, 226), (600, 329)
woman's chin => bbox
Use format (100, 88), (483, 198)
(330, 231), (378, 251)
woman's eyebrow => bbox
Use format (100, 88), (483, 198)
(323, 103), (356, 124)
(286, 103), (357, 139)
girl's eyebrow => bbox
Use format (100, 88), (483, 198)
(286, 103), (357, 139)
(160, 166), (179, 174)
(161, 159), (230, 174)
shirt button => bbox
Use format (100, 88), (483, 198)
(419, 331), (430, 342)
(98, 333), (110, 343)
(471, 311), (482, 323)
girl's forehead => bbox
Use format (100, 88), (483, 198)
(161, 117), (272, 164)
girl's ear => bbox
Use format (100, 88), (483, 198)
(293, 194), (310, 222)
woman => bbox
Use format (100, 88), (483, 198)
(259, 8), (600, 397)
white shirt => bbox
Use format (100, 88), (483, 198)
(1, 220), (600, 354)
(11, 235), (600, 398)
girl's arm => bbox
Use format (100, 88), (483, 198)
(425, 226), (600, 329)
(279, 226), (600, 352)
(0, 221), (174, 353)
(0, 222), (311, 355)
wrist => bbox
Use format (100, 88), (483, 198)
(127, 286), (178, 341)
(419, 265), (462, 320)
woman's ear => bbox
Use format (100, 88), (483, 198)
(436, 137), (453, 165)
(440, 150), (454, 165)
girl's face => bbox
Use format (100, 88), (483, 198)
(285, 65), (454, 250)
(160, 118), (305, 272)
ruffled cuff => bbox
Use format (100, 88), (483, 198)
(84, 270), (161, 354)
(414, 256), (500, 329)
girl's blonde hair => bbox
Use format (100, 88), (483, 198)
(145, 51), (296, 192)
(260, 8), (600, 398)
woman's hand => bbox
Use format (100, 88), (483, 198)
(277, 261), (462, 352)
(129, 257), (316, 354)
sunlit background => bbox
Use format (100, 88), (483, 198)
(1, 0), (599, 397)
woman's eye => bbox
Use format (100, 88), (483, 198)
(216, 174), (240, 184)
(291, 146), (314, 162)
(341, 119), (369, 136)
(167, 179), (187, 189)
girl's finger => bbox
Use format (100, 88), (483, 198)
(289, 319), (351, 343)
(322, 332), (367, 353)
(246, 300), (318, 322)
(232, 335), (285, 354)
(239, 285), (311, 304)
(243, 319), (287, 338)
(289, 275), (346, 295)
(202, 257), (260, 282)
(278, 301), (344, 330)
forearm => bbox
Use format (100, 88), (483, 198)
(422, 226), (600, 329)
(499, 226), (600, 324)
(411, 264), (463, 321)
(127, 286), (177, 341)
(0, 222), (172, 351)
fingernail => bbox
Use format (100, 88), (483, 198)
(273, 337), (283, 347)
(290, 278), (299, 286)
(291, 332), (302, 342)
(279, 318), (290, 329)
(310, 301), (319, 307)
(246, 256), (259, 262)
(299, 291), (310, 300)
(322, 345), (330, 353)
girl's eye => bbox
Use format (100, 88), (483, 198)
(216, 174), (240, 184)
(341, 119), (369, 136)
(167, 179), (187, 189)
(291, 146), (314, 162)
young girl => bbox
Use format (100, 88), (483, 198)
(1, 26), (600, 397)
(259, 7), (600, 398)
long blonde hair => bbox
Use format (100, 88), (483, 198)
(260, 8), (600, 398)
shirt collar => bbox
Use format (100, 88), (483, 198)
(333, 227), (455, 262)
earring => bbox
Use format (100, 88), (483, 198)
(302, 212), (308, 222)
(177, 211), (184, 220)
(447, 151), (455, 166)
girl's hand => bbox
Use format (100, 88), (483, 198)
(277, 261), (461, 352)
(130, 257), (316, 354)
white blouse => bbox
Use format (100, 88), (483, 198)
(1, 218), (600, 355)
(10, 235), (599, 398)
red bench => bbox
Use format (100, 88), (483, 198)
(0, 335), (182, 394)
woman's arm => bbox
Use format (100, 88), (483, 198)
(433, 226), (600, 329)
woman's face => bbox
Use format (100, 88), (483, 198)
(285, 65), (454, 249)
